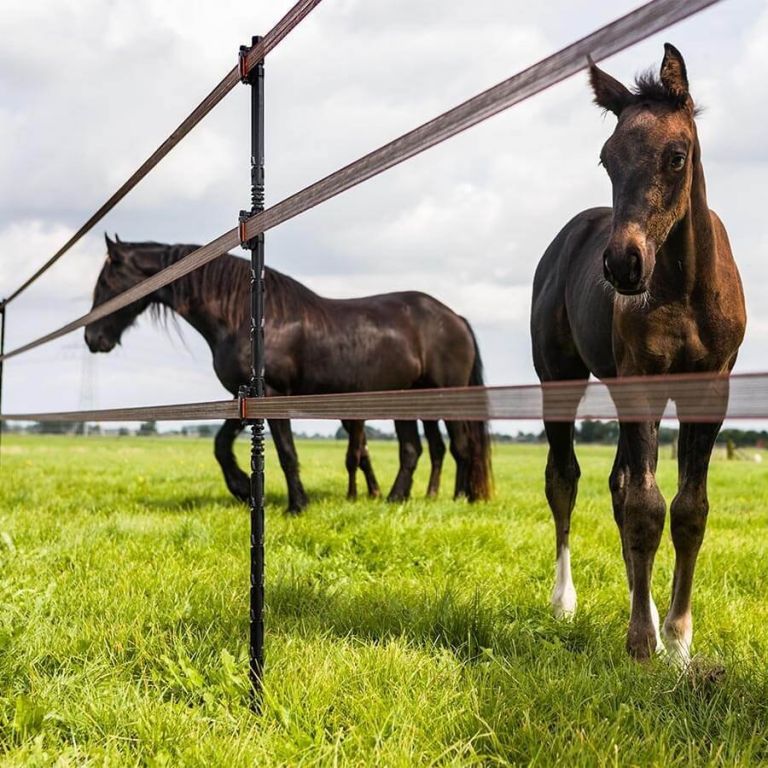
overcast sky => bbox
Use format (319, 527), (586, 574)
(1, 0), (766, 436)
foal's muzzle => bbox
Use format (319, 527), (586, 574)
(603, 243), (648, 296)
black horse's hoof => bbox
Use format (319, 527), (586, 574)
(226, 475), (251, 504)
(286, 490), (309, 515)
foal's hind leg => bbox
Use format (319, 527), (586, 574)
(423, 420), (446, 498)
(544, 420), (580, 618)
(214, 419), (250, 502)
(387, 420), (422, 502)
(662, 420), (721, 665)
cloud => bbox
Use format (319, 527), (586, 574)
(1, 0), (767, 437)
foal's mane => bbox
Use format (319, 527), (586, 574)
(632, 70), (700, 115)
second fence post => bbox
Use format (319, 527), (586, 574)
(239, 35), (266, 710)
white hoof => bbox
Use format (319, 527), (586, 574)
(551, 585), (577, 619)
(662, 618), (692, 668)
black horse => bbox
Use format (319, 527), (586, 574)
(84, 237), (492, 511)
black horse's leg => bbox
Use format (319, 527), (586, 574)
(342, 419), (364, 500)
(422, 420), (445, 498)
(445, 421), (469, 499)
(386, 420), (422, 502)
(267, 418), (308, 514)
(358, 429), (381, 498)
(662, 419), (722, 665)
(214, 419), (250, 502)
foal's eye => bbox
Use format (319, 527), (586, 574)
(670, 153), (686, 171)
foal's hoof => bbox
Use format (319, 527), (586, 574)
(626, 628), (659, 661)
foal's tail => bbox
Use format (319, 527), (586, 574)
(463, 318), (493, 501)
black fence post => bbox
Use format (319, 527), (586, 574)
(239, 36), (266, 711)
(0, 301), (5, 467)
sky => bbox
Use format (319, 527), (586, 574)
(1, 0), (767, 437)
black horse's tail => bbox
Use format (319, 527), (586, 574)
(462, 318), (493, 501)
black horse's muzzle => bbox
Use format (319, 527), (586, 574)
(84, 328), (116, 353)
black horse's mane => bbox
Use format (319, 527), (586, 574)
(131, 241), (324, 331)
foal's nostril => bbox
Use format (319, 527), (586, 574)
(627, 249), (642, 284)
(603, 253), (613, 283)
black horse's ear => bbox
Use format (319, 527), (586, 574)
(660, 43), (689, 101)
(105, 232), (122, 263)
(587, 55), (633, 116)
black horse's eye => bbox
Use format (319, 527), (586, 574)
(670, 153), (686, 171)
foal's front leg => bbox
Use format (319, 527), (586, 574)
(611, 426), (663, 655)
(662, 420), (721, 665)
(617, 421), (666, 660)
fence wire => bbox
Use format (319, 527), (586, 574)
(2, 372), (765, 424)
(2, 0), (324, 307)
(0, 0), (724, 365)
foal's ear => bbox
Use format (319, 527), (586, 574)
(587, 55), (633, 116)
(660, 43), (689, 100)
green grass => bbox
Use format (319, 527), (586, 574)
(1, 434), (768, 766)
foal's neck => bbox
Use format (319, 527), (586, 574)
(659, 133), (718, 298)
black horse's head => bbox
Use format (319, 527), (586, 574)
(589, 44), (697, 296)
(84, 234), (156, 353)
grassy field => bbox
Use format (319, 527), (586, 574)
(1, 434), (768, 766)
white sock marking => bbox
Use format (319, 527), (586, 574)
(551, 546), (577, 619)
(629, 589), (663, 653)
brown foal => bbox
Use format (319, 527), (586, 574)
(530, 44), (746, 662)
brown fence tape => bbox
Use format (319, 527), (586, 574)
(2, 0), (324, 307)
(0, 0), (723, 364)
(3, 373), (766, 424)
(241, 0), (723, 243)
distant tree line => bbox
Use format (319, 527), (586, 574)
(3, 418), (767, 448)
(335, 424), (396, 441)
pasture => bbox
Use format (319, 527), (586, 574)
(1, 434), (767, 766)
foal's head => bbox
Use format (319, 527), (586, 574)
(590, 44), (697, 295)
(84, 235), (158, 352)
